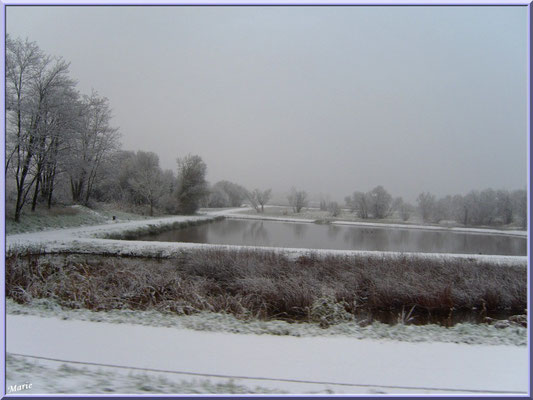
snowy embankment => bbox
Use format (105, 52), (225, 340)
(6, 208), (527, 265)
(6, 214), (214, 255)
(7, 298), (526, 346)
(6, 314), (528, 395)
(225, 213), (316, 224)
(331, 220), (527, 237)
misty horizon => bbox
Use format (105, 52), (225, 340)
(6, 5), (528, 204)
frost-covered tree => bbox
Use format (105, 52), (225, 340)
(37, 86), (80, 209)
(328, 201), (341, 217)
(209, 181), (247, 208)
(246, 190), (260, 213)
(6, 35), (77, 220)
(495, 190), (513, 225)
(66, 91), (120, 205)
(208, 185), (230, 208)
(126, 151), (165, 216)
(392, 197), (414, 221)
(479, 189), (498, 225)
(29, 73), (79, 211)
(345, 191), (369, 219)
(158, 169), (178, 212)
(319, 194), (330, 211)
(246, 188), (272, 213)
(461, 189), (498, 226)
(451, 194), (468, 225)
(511, 189), (527, 228)
(432, 195), (454, 223)
(417, 192), (435, 222)
(175, 154), (209, 214)
(288, 188), (308, 213)
(254, 188), (271, 213)
(368, 186), (392, 219)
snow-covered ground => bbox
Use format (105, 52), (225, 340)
(331, 220), (527, 237)
(6, 354), (281, 395)
(225, 212), (316, 223)
(8, 299), (526, 346)
(6, 314), (528, 395)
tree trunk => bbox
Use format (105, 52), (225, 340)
(31, 173), (41, 211)
(71, 177), (84, 203)
(46, 165), (57, 209)
(14, 190), (24, 222)
(14, 139), (36, 222)
(47, 181), (54, 209)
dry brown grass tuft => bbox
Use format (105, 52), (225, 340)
(5, 250), (526, 324)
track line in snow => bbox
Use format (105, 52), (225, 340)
(8, 353), (526, 395)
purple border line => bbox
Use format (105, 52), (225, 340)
(522, 2), (531, 393)
(0, 1), (531, 6)
(1, 1), (6, 400)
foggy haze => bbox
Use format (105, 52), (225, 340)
(6, 5), (528, 203)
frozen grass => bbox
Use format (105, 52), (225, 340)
(5, 203), (153, 235)
(7, 298), (526, 346)
(6, 354), (283, 394)
(6, 250), (526, 325)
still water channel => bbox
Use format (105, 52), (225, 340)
(136, 218), (526, 256)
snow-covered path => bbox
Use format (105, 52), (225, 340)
(330, 220), (527, 237)
(6, 315), (528, 395)
(6, 213), (216, 250)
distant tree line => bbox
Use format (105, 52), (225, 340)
(344, 186), (526, 228)
(415, 189), (527, 228)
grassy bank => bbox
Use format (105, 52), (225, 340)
(6, 250), (526, 326)
(8, 298), (526, 345)
(102, 216), (224, 240)
(5, 203), (153, 235)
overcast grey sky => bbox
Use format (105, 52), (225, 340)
(6, 5), (528, 203)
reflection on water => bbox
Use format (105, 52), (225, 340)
(357, 308), (516, 327)
(242, 221), (270, 243)
(327, 225), (340, 240)
(136, 219), (526, 256)
(291, 223), (308, 239)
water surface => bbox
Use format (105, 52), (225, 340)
(135, 219), (526, 256)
